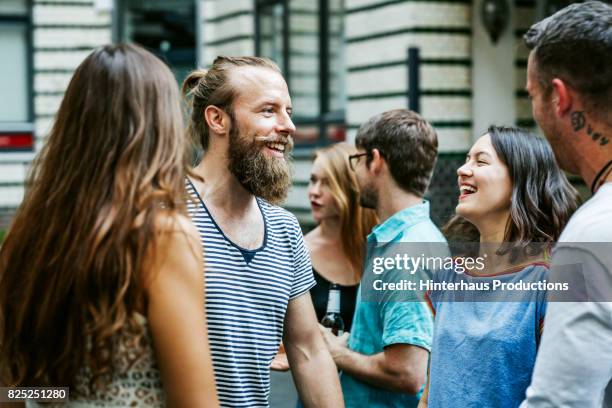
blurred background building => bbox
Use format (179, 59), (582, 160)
(0, 0), (591, 237)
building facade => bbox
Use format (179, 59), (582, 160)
(0, 0), (582, 233)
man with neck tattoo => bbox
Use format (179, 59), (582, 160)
(521, 2), (612, 407)
(181, 56), (343, 407)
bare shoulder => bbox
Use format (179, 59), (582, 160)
(153, 212), (199, 241)
(142, 212), (203, 288)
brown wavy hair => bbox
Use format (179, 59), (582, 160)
(314, 143), (378, 278)
(0, 43), (189, 392)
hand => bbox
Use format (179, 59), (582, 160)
(318, 323), (350, 362)
(270, 350), (290, 371)
(270, 343), (290, 371)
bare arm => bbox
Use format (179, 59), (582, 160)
(145, 215), (219, 407)
(321, 327), (428, 394)
(417, 366), (430, 407)
(283, 292), (344, 407)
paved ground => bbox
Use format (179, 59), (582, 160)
(269, 370), (298, 408)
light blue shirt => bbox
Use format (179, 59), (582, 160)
(428, 263), (549, 408)
(341, 201), (447, 408)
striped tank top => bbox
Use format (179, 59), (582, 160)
(186, 179), (315, 407)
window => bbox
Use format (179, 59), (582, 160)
(0, 0), (33, 152)
(116, 0), (197, 84)
(255, 0), (346, 146)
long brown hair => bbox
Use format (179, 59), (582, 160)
(314, 143), (378, 277)
(0, 44), (189, 391)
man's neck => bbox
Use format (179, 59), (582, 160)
(584, 157), (612, 194)
(569, 118), (612, 191)
(375, 186), (422, 223)
(192, 151), (254, 211)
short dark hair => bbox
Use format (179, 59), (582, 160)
(355, 109), (438, 196)
(524, 1), (612, 117)
(444, 126), (580, 258)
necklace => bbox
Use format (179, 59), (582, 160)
(591, 160), (612, 193)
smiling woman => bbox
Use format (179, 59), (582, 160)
(444, 125), (579, 249)
(422, 125), (580, 408)
(455, 132), (513, 237)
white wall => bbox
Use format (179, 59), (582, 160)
(344, 0), (473, 152)
(472, 0), (516, 139)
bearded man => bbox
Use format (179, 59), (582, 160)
(182, 56), (343, 408)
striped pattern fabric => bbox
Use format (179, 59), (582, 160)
(186, 179), (315, 407)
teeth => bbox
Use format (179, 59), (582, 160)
(266, 142), (285, 152)
(460, 185), (477, 194)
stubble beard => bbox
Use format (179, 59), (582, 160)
(538, 105), (579, 175)
(358, 182), (378, 210)
(227, 122), (293, 205)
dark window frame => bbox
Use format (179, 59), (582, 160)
(0, 1), (34, 123)
(112, 0), (198, 81)
(254, 0), (346, 149)
(0, 0), (35, 152)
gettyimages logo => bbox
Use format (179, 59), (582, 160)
(361, 242), (612, 303)
(371, 253), (486, 275)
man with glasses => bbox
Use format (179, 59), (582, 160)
(348, 152), (368, 171)
(320, 109), (447, 407)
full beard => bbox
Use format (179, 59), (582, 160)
(228, 126), (293, 205)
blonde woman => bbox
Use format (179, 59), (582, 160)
(272, 142), (378, 371)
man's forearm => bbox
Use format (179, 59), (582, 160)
(417, 366), (430, 407)
(334, 348), (422, 394)
(290, 346), (344, 408)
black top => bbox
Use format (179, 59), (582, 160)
(310, 268), (359, 332)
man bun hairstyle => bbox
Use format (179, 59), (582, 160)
(183, 56), (281, 151)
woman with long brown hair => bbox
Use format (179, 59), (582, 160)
(0, 43), (218, 407)
(271, 142), (378, 373)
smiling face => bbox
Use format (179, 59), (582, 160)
(456, 134), (512, 229)
(308, 156), (340, 222)
(226, 66), (296, 203)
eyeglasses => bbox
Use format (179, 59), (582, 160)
(348, 152), (368, 171)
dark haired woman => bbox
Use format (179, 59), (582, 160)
(0, 44), (219, 406)
(419, 126), (579, 408)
